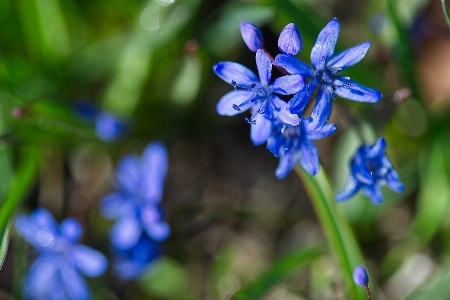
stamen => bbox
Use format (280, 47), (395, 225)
(244, 117), (256, 125)
(257, 108), (265, 114)
(231, 80), (238, 90)
(232, 104), (241, 111)
(246, 83), (256, 91)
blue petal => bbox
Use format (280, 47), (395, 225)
(278, 23), (303, 56)
(271, 74), (304, 95)
(351, 150), (374, 185)
(71, 245), (108, 277)
(256, 49), (272, 86)
(335, 174), (361, 202)
(266, 136), (281, 156)
(32, 208), (58, 234)
(361, 184), (384, 204)
(288, 80), (317, 114)
(15, 215), (40, 248)
(116, 155), (140, 194)
(304, 120), (337, 140)
(59, 259), (90, 300)
(275, 149), (296, 179)
(334, 76), (382, 102)
(366, 137), (386, 160)
(273, 96), (300, 126)
(353, 266), (369, 287)
(273, 55), (314, 78)
(241, 22), (264, 52)
(311, 18), (340, 70)
(95, 111), (127, 142)
(216, 90), (254, 116)
(60, 218), (82, 243)
(386, 170), (404, 193)
(111, 217), (142, 250)
(26, 255), (66, 299)
(300, 139), (320, 175)
(140, 141), (169, 203)
(308, 87), (332, 130)
(213, 62), (259, 85)
(250, 113), (272, 145)
(141, 206), (171, 241)
(114, 259), (148, 280)
(327, 41), (371, 72)
(99, 193), (127, 220)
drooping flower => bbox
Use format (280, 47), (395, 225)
(335, 137), (404, 204)
(353, 265), (369, 287)
(100, 141), (170, 251)
(266, 100), (337, 178)
(15, 208), (107, 300)
(240, 21), (264, 52)
(95, 111), (128, 142)
(274, 18), (382, 129)
(214, 49), (304, 145)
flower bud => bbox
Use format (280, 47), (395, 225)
(240, 21), (264, 52)
(278, 23), (302, 55)
(353, 265), (369, 287)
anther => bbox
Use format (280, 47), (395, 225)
(232, 104), (241, 111)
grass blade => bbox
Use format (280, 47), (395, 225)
(442, 0), (450, 31)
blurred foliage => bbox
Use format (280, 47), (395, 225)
(0, 0), (450, 299)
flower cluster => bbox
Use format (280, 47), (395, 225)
(15, 208), (108, 300)
(214, 19), (383, 179)
(336, 137), (404, 204)
(99, 141), (170, 279)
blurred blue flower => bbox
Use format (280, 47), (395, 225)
(95, 111), (128, 142)
(240, 21), (264, 52)
(336, 137), (404, 204)
(274, 18), (382, 129)
(266, 104), (337, 178)
(99, 141), (170, 278)
(214, 49), (303, 145)
(15, 208), (107, 300)
(353, 265), (369, 287)
(112, 234), (161, 280)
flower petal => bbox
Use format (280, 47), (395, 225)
(275, 149), (297, 179)
(273, 55), (314, 78)
(271, 74), (304, 95)
(60, 218), (82, 243)
(256, 49), (272, 86)
(99, 193), (127, 220)
(216, 90), (254, 116)
(308, 87), (332, 130)
(365, 137), (386, 160)
(304, 120), (337, 140)
(311, 18), (340, 70)
(278, 23), (303, 56)
(361, 184), (384, 204)
(266, 135), (281, 156)
(111, 217), (142, 250)
(32, 208), (59, 234)
(213, 62), (259, 85)
(141, 206), (171, 241)
(333, 76), (382, 103)
(26, 256), (62, 299)
(273, 96), (300, 126)
(241, 21), (264, 52)
(116, 155), (140, 194)
(15, 215), (40, 248)
(327, 41), (371, 72)
(386, 170), (404, 193)
(59, 259), (90, 300)
(299, 139), (320, 175)
(288, 80), (317, 114)
(335, 174), (361, 202)
(71, 245), (108, 277)
(250, 113), (272, 145)
(140, 141), (169, 203)
(351, 150), (374, 185)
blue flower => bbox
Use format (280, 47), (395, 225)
(214, 49), (304, 145)
(240, 21), (264, 52)
(15, 208), (107, 300)
(112, 234), (161, 280)
(353, 265), (369, 287)
(95, 111), (128, 142)
(336, 137), (404, 204)
(100, 141), (170, 251)
(266, 100), (337, 178)
(274, 18), (382, 129)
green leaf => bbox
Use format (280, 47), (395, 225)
(411, 137), (450, 244)
(232, 245), (322, 300)
(294, 166), (368, 300)
(0, 147), (40, 266)
(442, 0), (450, 31)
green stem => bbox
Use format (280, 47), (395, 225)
(442, 0), (450, 31)
(294, 165), (367, 299)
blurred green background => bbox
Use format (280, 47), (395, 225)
(1, 0), (450, 299)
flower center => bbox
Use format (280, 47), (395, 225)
(314, 69), (334, 86)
